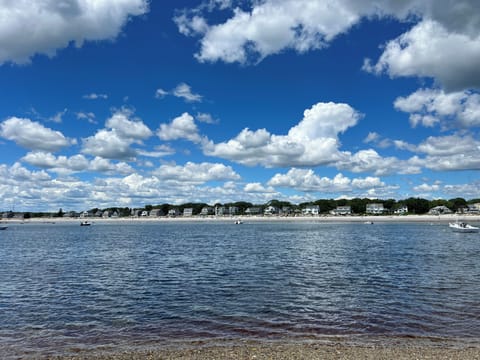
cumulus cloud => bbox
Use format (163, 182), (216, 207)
(337, 149), (422, 176)
(364, 19), (480, 91)
(394, 88), (480, 128)
(0, 117), (75, 152)
(157, 112), (203, 143)
(82, 110), (153, 160)
(153, 161), (240, 184)
(0, 0), (148, 65)
(267, 168), (387, 194)
(177, 0), (480, 89)
(204, 102), (361, 167)
(243, 182), (276, 195)
(21, 151), (134, 175)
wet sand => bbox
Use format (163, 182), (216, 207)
(53, 341), (480, 359)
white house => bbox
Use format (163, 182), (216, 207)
(394, 205), (408, 214)
(200, 207), (214, 216)
(183, 208), (194, 217)
(331, 206), (351, 215)
(428, 205), (453, 215)
(264, 206), (278, 215)
(303, 205), (320, 215)
(366, 203), (385, 214)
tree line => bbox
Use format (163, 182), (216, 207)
(7, 197), (479, 219)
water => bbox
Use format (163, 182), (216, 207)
(1, 220), (479, 357)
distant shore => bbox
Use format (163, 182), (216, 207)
(3, 213), (480, 225)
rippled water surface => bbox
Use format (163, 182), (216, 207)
(1, 221), (480, 357)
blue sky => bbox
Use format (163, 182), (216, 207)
(1, 0), (480, 212)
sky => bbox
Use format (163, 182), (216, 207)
(1, 0), (480, 212)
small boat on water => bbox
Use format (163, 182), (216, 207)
(0, 226), (7, 230)
(449, 221), (479, 233)
(234, 219), (243, 224)
(80, 221), (92, 226)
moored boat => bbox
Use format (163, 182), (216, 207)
(0, 226), (7, 230)
(80, 221), (91, 226)
(449, 221), (479, 233)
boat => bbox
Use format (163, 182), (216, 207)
(80, 221), (92, 226)
(234, 219), (243, 224)
(449, 221), (479, 233)
(0, 226), (7, 230)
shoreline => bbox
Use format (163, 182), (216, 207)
(3, 213), (480, 225)
(48, 339), (480, 359)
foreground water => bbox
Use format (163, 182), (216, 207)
(1, 220), (479, 357)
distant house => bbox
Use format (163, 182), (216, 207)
(200, 207), (214, 216)
(149, 209), (164, 217)
(245, 207), (262, 215)
(229, 206), (239, 215)
(183, 208), (194, 217)
(428, 205), (453, 215)
(64, 211), (79, 218)
(366, 203), (385, 214)
(394, 205), (408, 214)
(280, 206), (293, 216)
(467, 203), (480, 214)
(80, 211), (91, 218)
(331, 205), (351, 216)
(102, 210), (110, 218)
(302, 205), (320, 215)
(264, 206), (278, 215)
(168, 208), (180, 217)
(215, 206), (227, 216)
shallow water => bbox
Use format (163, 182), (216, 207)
(1, 221), (479, 357)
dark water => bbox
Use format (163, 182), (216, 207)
(1, 221), (479, 357)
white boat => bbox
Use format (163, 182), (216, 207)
(80, 221), (92, 226)
(449, 221), (479, 233)
(234, 219), (243, 224)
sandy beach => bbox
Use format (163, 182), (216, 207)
(4, 213), (480, 225)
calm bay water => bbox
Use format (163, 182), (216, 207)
(1, 220), (479, 357)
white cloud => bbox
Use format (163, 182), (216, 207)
(337, 149), (422, 176)
(204, 102), (361, 167)
(177, 0), (361, 64)
(243, 182), (276, 193)
(83, 93), (108, 100)
(105, 111), (153, 140)
(82, 110), (153, 160)
(0, 0), (148, 65)
(50, 108), (68, 123)
(76, 112), (97, 124)
(364, 19), (480, 91)
(413, 183), (440, 193)
(267, 168), (387, 193)
(155, 88), (168, 99)
(21, 151), (134, 175)
(196, 112), (218, 124)
(178, 0), (480, 90)
(394, 88), (480, 128)
(154, 83), (203, 102)
(157, 112), (203, 143)
(0, 117), (75, 152)
(172, 83), (203, 102)
(153, 161), (240, 184)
